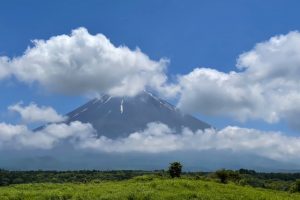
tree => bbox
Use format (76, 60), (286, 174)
(238, 168), (256, 175)
(216, 169), (229, 184)
(12, 178), (24, 184)
(168, 162), (182, 178)
(0, 177), (10, 186)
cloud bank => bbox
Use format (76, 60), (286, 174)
(79, 122), (300, 162)
(0, 121), (95, 149)
(1, 120), (300, 163)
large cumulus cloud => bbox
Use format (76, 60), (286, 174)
(0, 27), (173, 97)
(177, 31), (300, 130)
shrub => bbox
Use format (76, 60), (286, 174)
(216, 169), (229, 184)
(132, 175), (155, 182)
(290, 179), (300, 193)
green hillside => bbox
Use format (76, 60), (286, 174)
(0, 177), (299, 200)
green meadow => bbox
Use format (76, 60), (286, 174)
(1, 176), (300, 200)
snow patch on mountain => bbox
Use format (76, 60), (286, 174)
(81, 108), (88, 113)
(104, 96), (112, 104)
(120, 99), (124, 114)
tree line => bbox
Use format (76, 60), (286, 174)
(1, 162), (300, 193)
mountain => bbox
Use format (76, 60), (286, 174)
(6, 92), (298, 171)
(64, 91), (211, 138)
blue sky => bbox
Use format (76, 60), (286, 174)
(1, 0), (300, 133)
(2, 0), (300, 167)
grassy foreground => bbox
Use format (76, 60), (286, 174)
(0, 177), (299, 200)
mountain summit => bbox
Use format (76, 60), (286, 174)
(65, 91), (211, 138)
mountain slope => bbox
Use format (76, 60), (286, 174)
(65, 91), (211, 138)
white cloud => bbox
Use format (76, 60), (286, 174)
(1, 28), (300, 129)
(79, 122), (181, 153)
(177, 31), (300, 129)
(0, 121), (95, 149)
(8, 102), (67, 124)
(0, 56), (10, 79)
(1, 120), (300, 163)
(0, 27), (170, 97)
(0, 123), (26, 142)
(77, 122), (300, 162)
(1, 28), (300, 164)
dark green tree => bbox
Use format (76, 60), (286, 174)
(216, 169), (229, 184)
(168, 162), (182, 178)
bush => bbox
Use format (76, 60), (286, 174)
(215, 169), (241, 184)
(290, 180), (300, 193)
(132, 175), (155, 182)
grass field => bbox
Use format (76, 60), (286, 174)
(0, 176), (300, 200)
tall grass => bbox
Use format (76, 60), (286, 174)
(0, 176), (299, 200)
